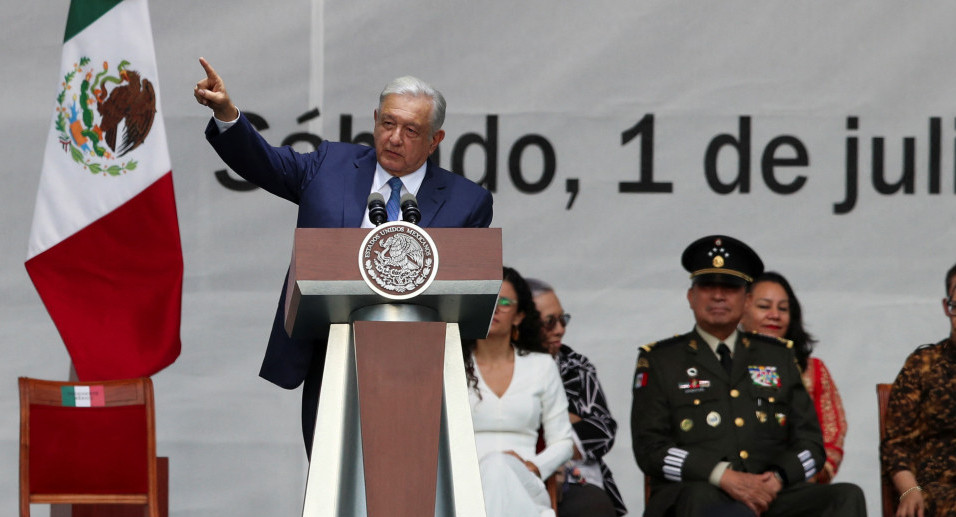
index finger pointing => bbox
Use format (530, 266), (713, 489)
(198, 56), (219, 81)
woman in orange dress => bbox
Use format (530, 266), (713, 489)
(740, 271), (848, 483)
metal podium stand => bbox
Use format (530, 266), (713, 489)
(285, 227), (501, 517)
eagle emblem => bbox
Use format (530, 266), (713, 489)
(54, 57), (156, 176)
(375, 233), (425, 273)
(359, 222), (439, 299)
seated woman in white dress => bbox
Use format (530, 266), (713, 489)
(463, 266), (574, 517)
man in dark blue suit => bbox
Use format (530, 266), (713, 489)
(194, 58), (493, 455)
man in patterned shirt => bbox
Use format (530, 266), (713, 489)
(529, 278), (627, 516)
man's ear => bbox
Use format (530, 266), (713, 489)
(429, 129), (445, 154)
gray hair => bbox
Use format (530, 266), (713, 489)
(525, 278), (554, 298)
(379, 76), (446, 135)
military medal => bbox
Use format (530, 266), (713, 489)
(706, 411), (721, 427)
(680, 418), (694, 432)
(748, 365), (781, 388)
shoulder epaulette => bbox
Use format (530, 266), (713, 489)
(742, 331), (793, 349)
(641, 334), (684, 353)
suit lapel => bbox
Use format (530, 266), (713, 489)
(416, 161), (448, 227)
(345, 152), (378, 227)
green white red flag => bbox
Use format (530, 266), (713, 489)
(26, 0), (182, 381)
(61, 385), (106, 407)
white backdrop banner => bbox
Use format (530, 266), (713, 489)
(4, 1), (956, 516)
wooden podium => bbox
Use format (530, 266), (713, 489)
(287, 227), (501, 517)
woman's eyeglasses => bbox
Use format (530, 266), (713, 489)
(496, 297), (517, 312)
(542, 313), (571, 331)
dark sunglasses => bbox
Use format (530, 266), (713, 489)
(542, 313), (571, 331)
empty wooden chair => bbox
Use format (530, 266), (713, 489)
(19, 377), (160, 517)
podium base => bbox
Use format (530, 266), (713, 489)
(301, 315), (486, 517)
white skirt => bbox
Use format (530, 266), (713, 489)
(478, 452), (554, 517)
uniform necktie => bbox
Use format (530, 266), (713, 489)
(386, 176), (403, 221)
(717, 342), (733, 375)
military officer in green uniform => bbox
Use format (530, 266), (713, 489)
(631, 235), (865, 517)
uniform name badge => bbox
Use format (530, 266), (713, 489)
(678, 367), (711, 392)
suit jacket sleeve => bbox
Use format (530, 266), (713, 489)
(205, 114), (326, 204)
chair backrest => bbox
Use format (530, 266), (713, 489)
(19, 377), (159, 517)
(876, 383), (895, 517)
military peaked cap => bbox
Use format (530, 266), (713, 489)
(681, 235), (763, 286)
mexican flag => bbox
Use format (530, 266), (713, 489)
(61, 385), (106, 407)
(26, 0), (183, 381)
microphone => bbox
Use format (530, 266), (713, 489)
(367, 192), (387, 226)
(400, 193), (421, 225)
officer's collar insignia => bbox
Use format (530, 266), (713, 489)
(748, 365), (780, 387)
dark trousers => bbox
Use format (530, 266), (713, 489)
(656, 481), (867, 517)
(559, 483), (617, 517)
